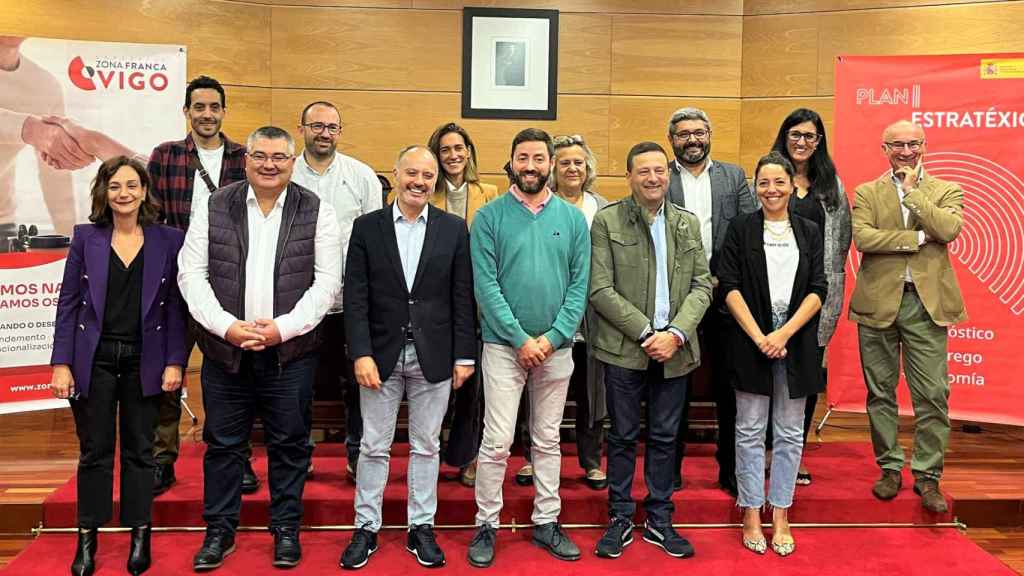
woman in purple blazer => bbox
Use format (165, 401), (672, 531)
(50, 156), (186, 576)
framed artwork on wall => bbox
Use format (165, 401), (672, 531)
(461, 7), (559, 120)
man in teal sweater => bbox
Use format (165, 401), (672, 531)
(467, 128), (591, 568)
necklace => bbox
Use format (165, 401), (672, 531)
(763, 219), (792, 241)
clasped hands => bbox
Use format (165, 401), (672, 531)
(754, 329), (791, 360)
(225, 319), (283, 352)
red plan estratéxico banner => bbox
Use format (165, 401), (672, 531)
(830, 53), (1024, 426)
(0, 37), (185, 413)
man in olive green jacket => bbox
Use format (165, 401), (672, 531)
(850, 120), (966, 515)
(589, 142), (712, 560)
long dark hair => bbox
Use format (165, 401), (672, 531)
(88, 156), (159, 227)
(770, 108), (840, 211)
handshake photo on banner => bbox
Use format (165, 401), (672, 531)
(19, 113), (138, 170)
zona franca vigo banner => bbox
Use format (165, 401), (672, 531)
(0, 36), (185, 413)
(830, 53), (1024, 426)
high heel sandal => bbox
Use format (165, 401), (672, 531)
(71, 527), (98, 576)
(771, 534), (796, 557)
(742, 535), (767, 555)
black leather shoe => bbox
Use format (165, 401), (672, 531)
(193, 530), (235, 572)
(241, 459), (260, 494)
(70, 527), (97, 576)
(127, 525), (151, 575)
(515, 463), (534, 486)
(584, 469), (608, 491)
(272, 526), (302, 568)
(153, 463), (175, 496)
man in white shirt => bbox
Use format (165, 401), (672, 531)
(179, 126), (341, 572)
(665, 107), (758, 495)
(291, 101), (382, 478)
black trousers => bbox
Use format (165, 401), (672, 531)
(441, 341), (483, 469)
(676, 311), (733, 483)
(201, 350), (316, 533)
(518, 342), (605, 471)
(316, 313), (360, 464)
(70, 339), (160, 528)
(605, 361), (688, 526)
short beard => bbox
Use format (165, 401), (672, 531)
(512, 170), (548, 195)
(673, 141), (710, 166)
(304, 136), (336, 160)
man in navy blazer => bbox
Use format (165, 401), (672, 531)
(339, 146), (476, 570)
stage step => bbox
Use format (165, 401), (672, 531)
(42, 443), (955, 528)
(3, 527), (1017, 575)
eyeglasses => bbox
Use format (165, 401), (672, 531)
(302, 122), (341, 135)
(248, 152), (293, 165)
(787, 130), (820, 144)
(672, 129), (709, 141)
(884, 140), (924, 152)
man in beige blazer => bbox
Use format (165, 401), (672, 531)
(849, 120), (966, 514)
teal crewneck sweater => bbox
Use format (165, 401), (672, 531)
(470, 191), (591, 350)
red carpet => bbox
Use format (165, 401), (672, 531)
(3, 527), (1016, 575)
(41, 442), (953, 528)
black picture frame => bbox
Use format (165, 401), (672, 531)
(461, 7), (559, 120)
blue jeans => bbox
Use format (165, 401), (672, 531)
(201, 350), (316, 533)
(735, 360), (805, 509)
(604, 362), (688, 526)
(355, 343), (451, 531)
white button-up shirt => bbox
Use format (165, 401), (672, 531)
(891, 169), (927, 283)
(393, 201), (428, 290)
(178, 185), (342, 343)
(675, 159), (714, 263)
(291, 151), (383, 312)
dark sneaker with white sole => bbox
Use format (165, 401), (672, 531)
(406, 524), (445, 568)
(595, 517), (634, 558)
(339, 528), (378, 570)
(642, 521), (694, 558)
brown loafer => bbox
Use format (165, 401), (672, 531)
(914, 479), (949, 514)
(460, 460), (477, 488)
(872, 470), (902, 500)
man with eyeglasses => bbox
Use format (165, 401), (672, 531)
(291, 101), (383, 481)
(849, 119), (965, 515)
(180, 126), (342, 571)
(146, 75), (261, 497)
(665, 107), (758, 495)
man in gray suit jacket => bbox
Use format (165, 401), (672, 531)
(666, 107), (758, 495)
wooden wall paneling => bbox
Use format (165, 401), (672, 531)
(271, 90), (609, 175)
(741, 13), (819, 97)
(411, 0), (743, 15)
(221, 87), (274, 145)
(559, 14), (612, 94)
(0, 0), (271, 86)
(739, 97), (833, 175)
(611, 15), (742, 97)
(244, 0), (411, 7)
(270, 7), (461, 91)
(744, 0), (985, 16)
(607, 97), (742, 175)
(816, 3), (1024, 96)
(476, 174), (631, 202)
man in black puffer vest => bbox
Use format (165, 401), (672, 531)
(178, 126), (341, 572)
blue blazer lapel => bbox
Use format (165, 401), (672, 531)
(86, 227), (112, 328)
(379, 209), (408, 294)
(141, 226), (166, 321)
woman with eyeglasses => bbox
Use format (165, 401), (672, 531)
(765, 108), (852, 486)
(513, 134), (610, 491)
(50, 157), (186, 575)
(719, 151), (826, 557)
(387, 122), (499, 487)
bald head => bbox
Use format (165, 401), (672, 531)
(882, 119), (924, 142)
(393, 145), (438, 216)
